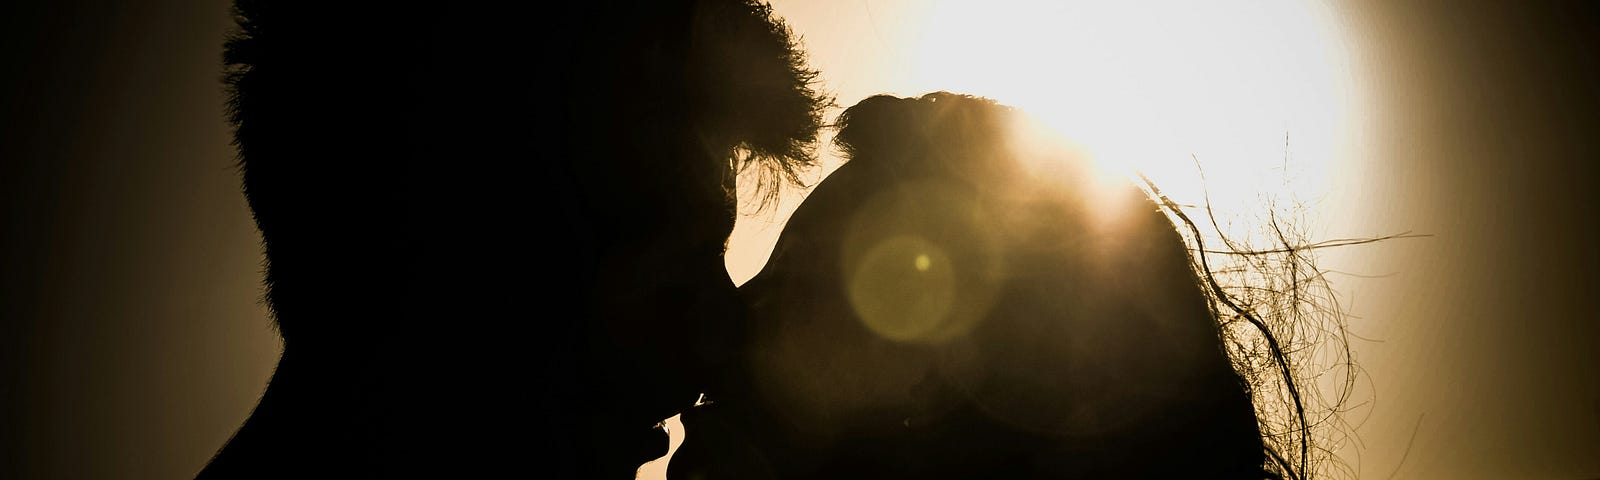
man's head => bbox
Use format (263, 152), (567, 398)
(207, 1), (830, 476)
(223, 0), (829, 341)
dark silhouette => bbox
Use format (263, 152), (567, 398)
(670, 93), (1267, 478)
(196, 1), (827, 478)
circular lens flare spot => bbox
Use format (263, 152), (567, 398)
(847, 236), (955, 343)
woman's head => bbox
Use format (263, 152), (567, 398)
(724, 92), (1265, 477)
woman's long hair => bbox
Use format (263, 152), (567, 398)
(1142, 158), (1404, 480)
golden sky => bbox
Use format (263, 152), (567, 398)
(0, 1), (1595, 479)
(725, 0), (1362, 285)
(706, 1), (1600, 479)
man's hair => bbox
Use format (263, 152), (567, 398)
(208, 2), (833, 476)
(220, 0), (832, 335)
(689, 0), (832, 205)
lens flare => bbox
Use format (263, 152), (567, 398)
(847, 235), (954, 342)
(840, 180), (1002, 345)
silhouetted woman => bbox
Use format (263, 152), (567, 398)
(672, 92), (1266, 478)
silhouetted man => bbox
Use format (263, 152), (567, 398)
(196, 1), (826, 478)
(670, 93), (1266, 479)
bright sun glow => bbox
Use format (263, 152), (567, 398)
(725, 0), (1361, 286)
(901, 0), (1357, 209)
(682, 4), (1362, 477)
(887, 6), (1361, 477)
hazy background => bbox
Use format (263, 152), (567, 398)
(1, 1), (1595, 479)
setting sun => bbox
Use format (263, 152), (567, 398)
(7, 0), (1597, 479)
(727, 0), (1360, 285)
(906, 1), (1357, 196)
(671, 3), (1367, 480)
